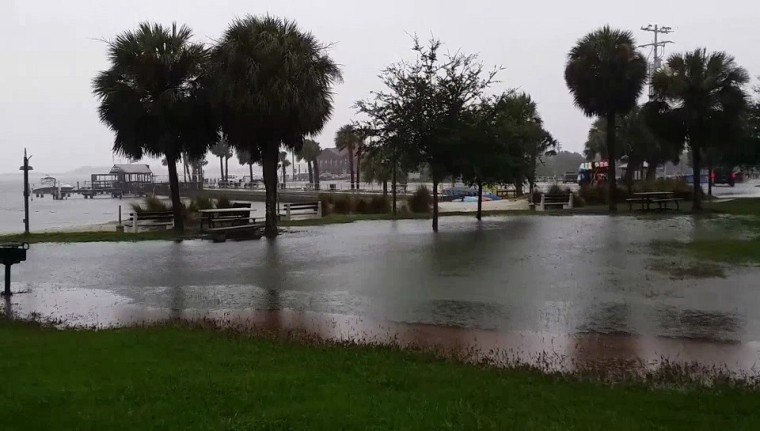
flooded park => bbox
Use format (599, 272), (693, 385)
(4, 214), (760, 373)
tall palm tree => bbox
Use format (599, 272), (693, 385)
(335, 124), (359, 189)
(297, 139), (321, 187)
(279, 151), (291, 186)
(237, 148), (259, 186)
(565, 26), (648, 211)
(93, 23), (217, 232)
(210, 132), (233, 181)
(649, 49), (749, 210)
(211, 16), (342, 237)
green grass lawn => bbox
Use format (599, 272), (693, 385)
(1, 320), (758, 430)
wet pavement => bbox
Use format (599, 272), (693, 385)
(4, 215), (760, 372)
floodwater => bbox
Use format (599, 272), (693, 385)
(4, 214), (760, 372)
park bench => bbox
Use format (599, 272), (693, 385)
(199, 203), (257, 231)
(496, 187), (517, 198)
(537, 193), (573, 211)
(651, 198), (683, 211)
(280, 202), (322, 221)
(127, 211), (174, 232)
(204, 222), (264, 242)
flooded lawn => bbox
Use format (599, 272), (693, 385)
(4, 215), (760, 372)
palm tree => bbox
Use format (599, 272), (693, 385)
(565, 26), (648, 211)
(211, 16), (342, 237)
(335, 124), (359, 189)
(93, 23), (217, 232)
(210, 132), (233, 181)
(279, 151), (291, 186)
(297, 139), (321, 187)
(237, 148), (259, 186)
(649, 49), (749, 210)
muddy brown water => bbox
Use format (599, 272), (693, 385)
(4, 215), (760, 372)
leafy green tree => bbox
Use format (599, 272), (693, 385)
(648, 49), (749, 210)
(211, 16), (342, 237)
(93, 23), (217, 232)
(565, 26), (648, 211)
(357, 38), (496, 231)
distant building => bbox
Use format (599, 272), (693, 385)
(109, 164), (153, 184)
(317, 147), (353, 176)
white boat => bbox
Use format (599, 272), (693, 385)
(32, 176), (74, 198)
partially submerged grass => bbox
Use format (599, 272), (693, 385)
(705, 197), (760, 216)
(648, 258), (726, 279)
(653, 238), (760, 267)
(1, 317), (759, 430)
(0, 230), (193, 244)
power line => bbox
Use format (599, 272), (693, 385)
(639, 24), (674, 98)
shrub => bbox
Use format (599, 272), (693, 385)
(193, 194), (214, 211)
(354, 198), (369, 214)
(408, 186), (432, 213)
(579, 185), (608, 205)
(332, 195), (354, 214)
(215, 195), (232, 209)
(130, 195), (171, 214)
(317, 194), (333, 216)
(368, 196), (391, 214)
(547, 184), (565, 195)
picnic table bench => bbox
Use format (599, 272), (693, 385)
(199, 205), (262, 242)
(127, 211), (174, 232)
(626, 192), (682, 211)
(496, 187), (517, 198)
(536, 193), (574, 211)
(279, 202), (322, 221)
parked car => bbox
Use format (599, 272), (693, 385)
(711, 168), (737, 187)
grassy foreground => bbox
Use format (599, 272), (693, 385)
(1, 320), (759, 430)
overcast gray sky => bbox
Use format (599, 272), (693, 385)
(1, 0), (759, 173)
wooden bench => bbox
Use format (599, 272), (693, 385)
(496, 188), (517, 198)
(538, 193), (573, 211)
(626, 197), (649, 211)
(127, 211), (174, 232)
(199, 204), (257, 231)
(651, 198), (683, 211)
(204, 223), (264, 242)
(280, 202), (322, 221)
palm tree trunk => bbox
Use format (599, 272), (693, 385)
(249, 163), (254, 187)
(307, 161), (313, 185)
(166, 154), (184, 232)
(477, 181), (483, 221)
(432, 177), (439, 232)
(708, 162), (713, 197)
(356, 150), (361, 188)
(692, 143), (703, 211)
(646, 162), (657, 181)
(382, 179), (388, 197)
(263, 146), (279, 238)
(225, 157), (229, 182)
(391, 162), (397, 215)
(348, 148), (355, 189)
(606, 113), (618, 212)
(624, 161), (635, 195)
(281, 164), (287, 188)
(219, 156), (224, 182)
(314, 159), (321, 190)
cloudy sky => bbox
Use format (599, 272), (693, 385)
(1, 0), (758, 173)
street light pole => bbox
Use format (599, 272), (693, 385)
(19, 149), (33, 235)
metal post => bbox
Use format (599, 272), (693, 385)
(20, 149), (33, 234)
(4, 264), (10, 297)
(118, 205), (122, 225)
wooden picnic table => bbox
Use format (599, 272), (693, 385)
(627, 191), (681, 211)
(198, 208), (257, 231)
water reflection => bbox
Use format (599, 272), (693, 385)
(8, 215), (760, 371)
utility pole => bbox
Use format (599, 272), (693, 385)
(18, 149), (33, 234)
(639, 24), (674, 99)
